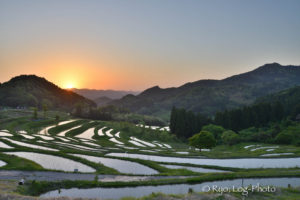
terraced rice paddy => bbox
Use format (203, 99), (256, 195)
(71, 154), (158, 174)
(1, 115), (300, 200)
(107, 153), (300, 168)
(75, 128), (95, 140)
(0, 141), (13, 149)
(2, 138), (58, 151)
(0, 160), (6, 167)
(161, 164), (229, 173)
(0, 132), (13, 137)
(5, 152), (95, 172)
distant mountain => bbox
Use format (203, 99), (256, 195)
(109, 63), (300, 120)
(256, 86), (300, 117)
(71, 88), (140, 100)
(0, 75), (96, 111)
(94, 96), (113, 106)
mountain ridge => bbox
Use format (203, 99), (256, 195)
(109, 63), (300, 120)
(0, 75), (96, 111)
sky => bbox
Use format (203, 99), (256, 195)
(1, 0), (300, 91)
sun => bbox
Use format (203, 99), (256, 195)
(64, 82), (75, 89)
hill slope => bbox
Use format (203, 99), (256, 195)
(0, 75), (96, 111)
(109, 63), (300, 120)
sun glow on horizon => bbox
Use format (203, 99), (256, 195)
(64, 82), (75, 89)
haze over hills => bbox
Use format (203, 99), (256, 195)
(109, 63), (300, 120)
(0, 75), (96, 111)
(71, 88), (140, 103)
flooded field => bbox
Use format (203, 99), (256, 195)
(71, 154), (158, 174)
(4, 152), (96, 172)
(41, 177), (300, 199)
(107, 153), (300, 168)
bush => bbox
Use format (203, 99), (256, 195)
(221, 130), (240, 145)
(275, 132), (293, 144)
(189, 130), (216, 150)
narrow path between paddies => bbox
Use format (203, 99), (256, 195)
(2, 138), (58, 151)
(57, 125), (82, 137)
(0, 141), (14, 149)
(0, 170), (189, 182)
(70, 154), (158, 175)
(105, 129), (114, 137)
(75, 128), (95, 140)
(97, 126), (106, 136)
(0, 132), (13, 137)
(4, 152), (95, 172)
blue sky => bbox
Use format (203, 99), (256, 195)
(0, 0), (299, 90)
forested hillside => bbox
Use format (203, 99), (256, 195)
(110, 63), (300, 120)
(0, 75), (96, 111)
(170, 86), (300, 139)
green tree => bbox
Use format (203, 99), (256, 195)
(221, 130), (240, 145)
(42, 103), (48, 118)
(189, 131), (216, 150)
(33, 107), (38, 119)
(202, 124), (225, 141)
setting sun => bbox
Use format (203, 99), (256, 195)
(64, 82), (75, 89)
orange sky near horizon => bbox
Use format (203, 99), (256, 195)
(1, 0), (300, 91)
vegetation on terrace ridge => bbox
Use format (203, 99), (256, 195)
(109, 63), (300, 120)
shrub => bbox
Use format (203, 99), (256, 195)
(189, 130), (216, 150)
(221, 130), (240, 145)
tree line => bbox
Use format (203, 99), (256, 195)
(214, 102), (284, 131)
(170, 101), (286, 138)
(169, 107), (211, 138)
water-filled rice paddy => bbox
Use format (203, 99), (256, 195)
(4, 152), (95, 172)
